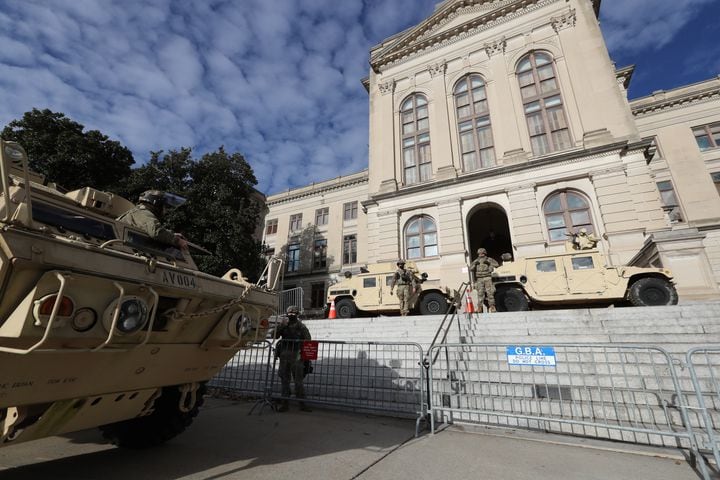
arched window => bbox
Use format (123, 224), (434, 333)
(453, 75), (495, 171)
(401, 94), (432, 185)
(543, 191), (595, 242)
(517, 52), (571, 156)
(405, 215), (438, 259)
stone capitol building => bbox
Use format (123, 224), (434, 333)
(262, 0), (720, 315)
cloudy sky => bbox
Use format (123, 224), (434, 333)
(1, 0), (718, 194)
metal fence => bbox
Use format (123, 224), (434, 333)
(427, 344), (698, 447)
(687, 347), (720, 473)
(209, 340), (720, 477)
(279, 287), (304, 314)
(210, 339), (426, 434)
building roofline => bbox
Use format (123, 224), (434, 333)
(267, 169), (369, 205)
(630, 75), (720, 117)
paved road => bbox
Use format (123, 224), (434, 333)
(0, 398), (701, 480)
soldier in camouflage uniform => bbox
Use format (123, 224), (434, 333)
(275, 305), (312, 412)
(117, 190), (188, 249)
(389, 259), (414, 316)
(470, 248), (499, 313)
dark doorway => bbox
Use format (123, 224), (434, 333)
(467, 205), (513, 264)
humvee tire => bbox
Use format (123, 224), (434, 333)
(100, 383), (207, 449)
(628, 277), (678, 307)
(419, 292), (448, 315)
(335, 299), (358, 318)
(495, 287), (529, 312)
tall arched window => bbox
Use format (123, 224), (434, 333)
(405, 215), (438, 259)
(401, 94), (431, 185)
(517, 52), (571, 156)
(454, 75), (495, 171)
(543, 191), (595, 242)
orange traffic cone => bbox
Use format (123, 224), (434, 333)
(465, 290), (475, 314)
(328, 299), (337, 319)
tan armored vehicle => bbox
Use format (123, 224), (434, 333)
(0, 139), (281, 448)
(326, 261), (454, 317)
(491, 249), (678, 311)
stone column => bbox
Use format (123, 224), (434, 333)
(368, 77), (398, 195)
(373, 208), (400, 263)
(507, 184), (545, 256)
(427, 61), (457, 181)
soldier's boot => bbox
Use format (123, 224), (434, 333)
(488, 305), (496, 313)
(277, 400), (289, 412)
(299, 401), (312, 412)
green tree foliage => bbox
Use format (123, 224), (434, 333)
(120, 147), (266, 280)
(1, 108), (134, 191)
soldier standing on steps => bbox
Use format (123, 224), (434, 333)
(389, 259), (413, 316)
(469, 248), (499, 313)
(275, 305), (312, 412)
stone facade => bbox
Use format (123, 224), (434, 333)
(264, 0), (720, 310)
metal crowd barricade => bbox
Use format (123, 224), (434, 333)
(427, 343), (706, 470)
(270, 340), (426, 434)
(686, 346), (720, 474)
(279, 287), (304, 314)
(207, 340), (274, 397)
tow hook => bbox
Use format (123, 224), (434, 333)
(178, 382), (199, 413)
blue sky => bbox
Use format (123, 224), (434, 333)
(0, 0), (718, 195)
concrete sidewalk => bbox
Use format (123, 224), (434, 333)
(0, 398), (701, 480)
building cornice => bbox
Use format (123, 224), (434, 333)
(631, 78), (720, 117)
(365, 139), (650, 205)
(370, 0), (561, 72)
(615, 65), (635, 91)
(268, 171), (369, 206)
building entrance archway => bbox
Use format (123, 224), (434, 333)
(467, 205), (513, 264)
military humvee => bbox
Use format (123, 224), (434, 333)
(326, 261), (454, 317)
(0, 139), (281, 448)
(491, 249), (678, 311)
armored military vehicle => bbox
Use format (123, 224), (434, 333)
(491, 249), (678, 311)
(0, 139), (281, 448)
(326, 261), (454, 317)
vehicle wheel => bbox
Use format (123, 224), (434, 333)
(100, 383), (206, 448)
(495, 287), (529, 312)
(419, 292), (449, 315)
(628, 277), (678, 306)
(335, 299), (357, 318)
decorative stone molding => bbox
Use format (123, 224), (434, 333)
(427, 61), (447, 78)
(371, 0), (562, 71)
(484, 37), (506, 58)
(588, 165), (627, 181)
(551, 8), (576, 32)
(631, 85), (720, 117)
(378, 79), (396, 95)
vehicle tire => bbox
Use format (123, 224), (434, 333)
(335, 299), (357, 318)
(419, 292), (449, 315)
(628, 277), (678, 307)
(100, 383), (206, 449)
(494, 287), (529, 312)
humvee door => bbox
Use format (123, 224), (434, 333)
(528, 258), (568, 296)
(562, 253), (607, 295)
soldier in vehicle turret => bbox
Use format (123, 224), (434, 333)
(389, 259), (414, 316)
(275, 305), (312, 412)
(117, 190), (188, 250)
(470, 248), (499, 313)
(568, 227), (600, 250)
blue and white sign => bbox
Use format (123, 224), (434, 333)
(506, 346), (557, 367)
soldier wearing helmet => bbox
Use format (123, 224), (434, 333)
(389, 259), (414, 316)
(117, 190), (188, 250)
(469, 247), (499, 313)
(572, 227), (599, 250)
(275, 305), (312, 412)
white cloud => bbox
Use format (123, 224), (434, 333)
(601, 0), (714, 54)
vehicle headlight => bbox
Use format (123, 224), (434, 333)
(103, 296), (149, 335)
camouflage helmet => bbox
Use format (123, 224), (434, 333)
(138, 190), (187, 209)
(396, 259), (406, 266)
(286, 305), (299, 315)
(477, 248), (487, 255)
